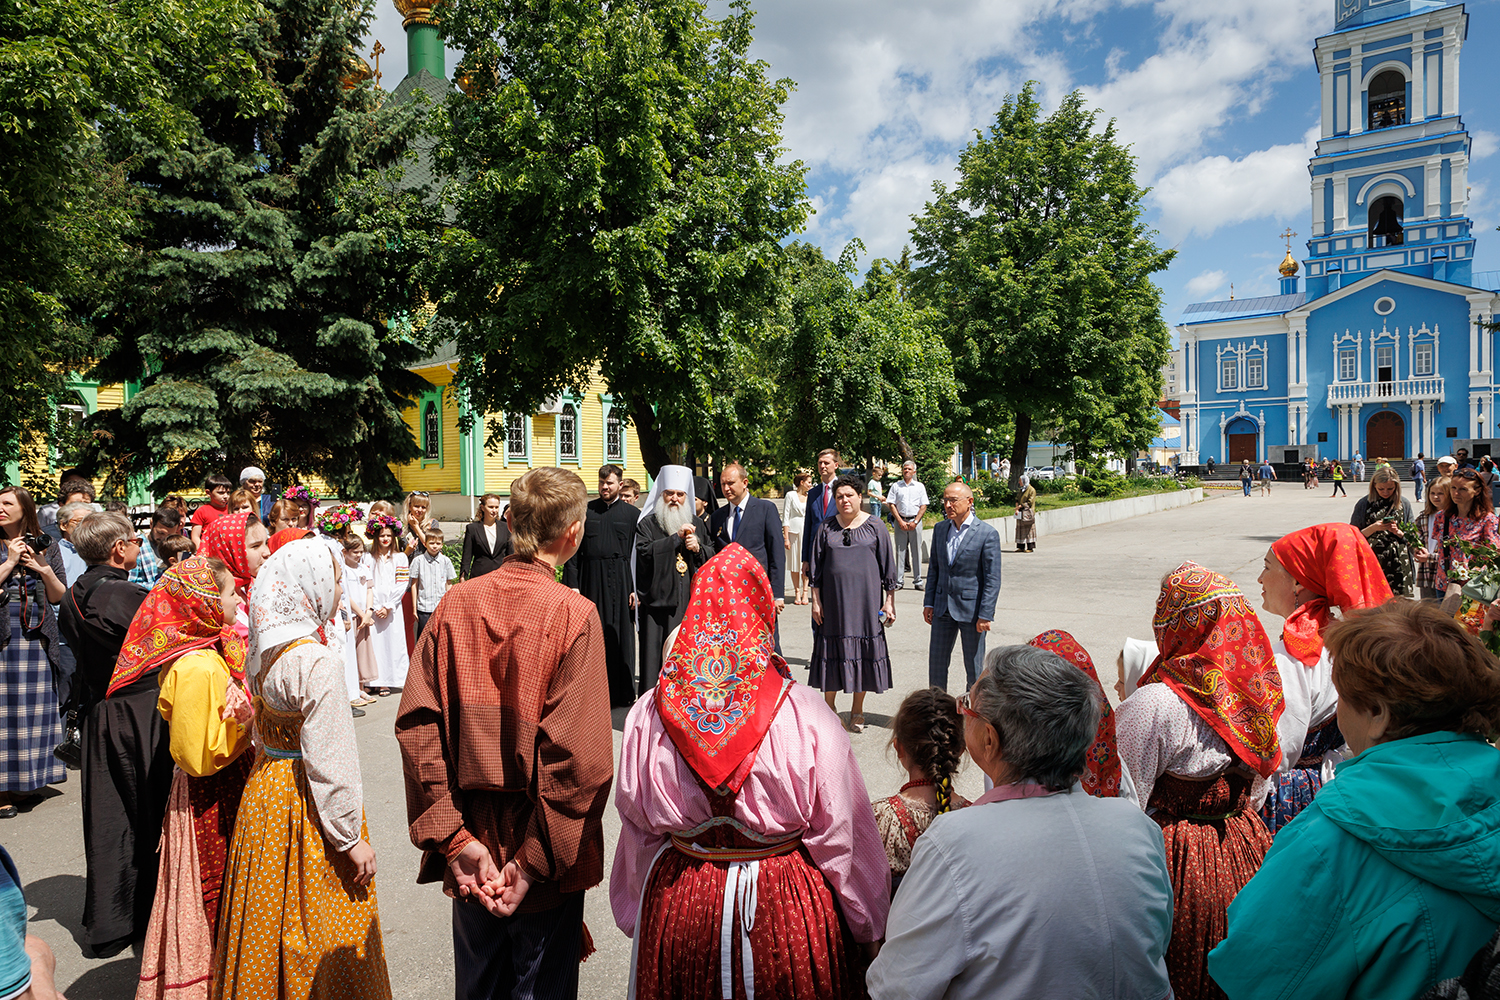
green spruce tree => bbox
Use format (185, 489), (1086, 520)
(82, 0), (440, 498)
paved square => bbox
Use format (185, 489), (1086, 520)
(11, 485), (1355, 997)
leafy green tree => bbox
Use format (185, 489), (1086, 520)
(0, 0), (267, 465)
(771, 242), (958, 478)
(426, 0), (809, 476)
(80, 0), (441, 498)
(909, 84), (1173, 484)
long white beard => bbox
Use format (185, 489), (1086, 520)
(655, 502), (691, 536)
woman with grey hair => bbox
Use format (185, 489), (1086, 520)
(867, 644), (1173, 1000)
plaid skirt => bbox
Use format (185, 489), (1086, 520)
(0, 601), (65, 793)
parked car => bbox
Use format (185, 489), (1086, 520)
(1028, 467), (1059, 481)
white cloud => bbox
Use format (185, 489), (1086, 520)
(1150, 126), (1318, 241)
(1473, 130), (1499, 162)
(1185, 269), (1228, 298)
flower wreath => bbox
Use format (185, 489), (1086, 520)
(318, 501), (365, 536)
(365, 512), (402, 540)
(281, 485), (320, 511)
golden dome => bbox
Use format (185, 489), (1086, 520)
(393, 0), (435, 28)
(342, 55), (373, 91)
(1279, 249), (1299, 277)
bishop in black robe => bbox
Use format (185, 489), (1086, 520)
(562, 489), (640, 706)
(636, 509), (713, 691)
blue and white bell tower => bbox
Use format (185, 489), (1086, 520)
(1304, 0), (1473, 297)
(1172, 1), (1500, 468)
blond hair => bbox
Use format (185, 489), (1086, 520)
(508, 468), (587, 558)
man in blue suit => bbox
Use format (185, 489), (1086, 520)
(799, 448), (842, 578)
(923, 481), (1002, 690)
(711, 463), (786, 610)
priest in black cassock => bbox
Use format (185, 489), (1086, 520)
(635, 466), (714, 690)
(561, 463), (639, 706)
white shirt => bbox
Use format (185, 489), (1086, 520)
(483, 521), (497, 552)
(868, 790), (1173, 1000)
(887, 478), (929, 517)
(945, 511), (979, 564)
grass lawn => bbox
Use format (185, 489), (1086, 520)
(920, 483), (1198, 528)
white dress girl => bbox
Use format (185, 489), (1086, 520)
(367, 549), (410, 690)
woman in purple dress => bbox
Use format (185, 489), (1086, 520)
(810, 474), (897, 733)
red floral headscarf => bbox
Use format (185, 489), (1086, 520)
(107, 555), (246, 695)
(1270, 523), (1394, 666)
(1027, 630), (1123, 798)
(655, 543), (793, 793)
(1142, 561), (1284, 778)
(200, 511), (256, 595)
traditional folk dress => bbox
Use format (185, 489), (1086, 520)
(1260, 523), (1393, 835)
(212, 541), (390, 1000)
(134, 557), (254, 1000)
(612, 544), (890, 1000)
(366, 550), (409, 691)
(338, 551), (374, 701)
(1026, 630), (1128, 800)
(200, 512), (262, 647)
(870, 787), (972, 899)
(1116, 562), (1284, 1000)
(562, 494), (640, 706)
(635, 467), (715, 692)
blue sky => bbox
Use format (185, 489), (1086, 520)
(361, 0), (1500, 328)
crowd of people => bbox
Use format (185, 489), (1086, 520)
(0, 456), (1498, 1000)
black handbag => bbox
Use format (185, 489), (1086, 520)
(53, 709), (83, 770)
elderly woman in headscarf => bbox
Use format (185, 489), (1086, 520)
(1115, 561), (1285, 1000)
(133, 556), (255, 1000)
(611, 543), (889, 999)
(1255, 522), (1393, 834)
(1014, 475), (1037, 553)
(212, 540), (390, 999)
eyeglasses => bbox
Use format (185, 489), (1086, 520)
(118, 536), (143, 547)
(957, 693), (983, 720)
(408, 491), (430, 497)
(1454, 468), (1483, 480)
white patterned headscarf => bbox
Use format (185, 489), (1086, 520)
(247, 538), (340, 680)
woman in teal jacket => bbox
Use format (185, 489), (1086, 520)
(1209, 599), (1500, 1000)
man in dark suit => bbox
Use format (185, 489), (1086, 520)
(460, 492), (512, 579)
(799, 448), (842, 578)
(923, 481), (1002, 691)
(711, 463), (785, 611)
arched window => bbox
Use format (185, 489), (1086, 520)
(423, 401), (440, 460)
(1369, 194), (1404, 248)
(605, 408), (623, 462)
(558, 403), (578, 463)
(507, 412), (527, 461)
(1368, 70), (1406, 130)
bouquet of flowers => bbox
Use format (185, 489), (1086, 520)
(281, 485), (320, 511)
(365, 512), (401, 540)
(1441, 538), (1500, 655)
(317, 502), (365, 536)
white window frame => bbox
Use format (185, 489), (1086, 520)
(504, 411), (530, 465)
(557, 401), (580, 465)
(1415, 341), (1434, 376)
(1339, 349), (1358, 381)
(1246, 354), (1265, 389)
(1220, 358), (1238, 391)
(599, 394), (627, 467)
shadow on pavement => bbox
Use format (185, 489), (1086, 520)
(64, 956), (141, 1000)
(24, 874), (88, 949)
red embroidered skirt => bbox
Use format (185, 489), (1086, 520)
(189, 751), (253, 937)
(634, 826), (867, 1000)
(1149, 771), (1271, 1000)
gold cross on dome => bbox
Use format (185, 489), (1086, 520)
(371, 40), (386, 87)
(1280, 227), (1298, 252)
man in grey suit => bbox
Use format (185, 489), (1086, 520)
(923, 481), (1002, 690)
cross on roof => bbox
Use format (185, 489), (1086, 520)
(1280, 227), (1298, 252)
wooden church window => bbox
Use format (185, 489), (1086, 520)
(558, 403), (578, 462)
(605, 408), (623, 462)
(507, 413), (527, 461)
(422, 401), (440, 460)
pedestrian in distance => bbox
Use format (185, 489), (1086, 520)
(1413, 452), (1427, 501)
(1330, 461), (1348, 497)
(709, 463), (786, 612)
(1240, 460), (1253, 497)
(1258, 458), (1277, 496)
(924, 482), (1002, 692)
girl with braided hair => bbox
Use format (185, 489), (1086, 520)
(871, 687), (971, 897)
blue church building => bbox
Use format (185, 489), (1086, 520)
(1174, 0), (1500, 465)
